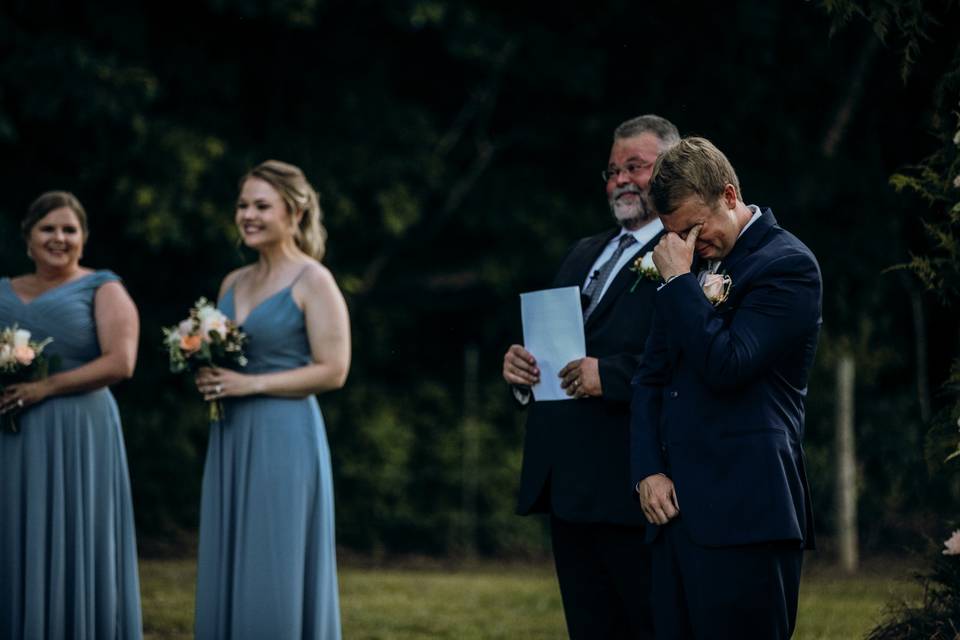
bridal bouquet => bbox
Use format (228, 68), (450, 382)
(163, 298), (248, 421)
(0, 325), (53, 432)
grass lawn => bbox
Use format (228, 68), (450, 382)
(794, 561), (920, 640)
(141, 557), (920, 639)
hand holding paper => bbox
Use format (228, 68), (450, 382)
(520, 286), (586, 401)
(558, 357), (601, 398)
(503, 344), (540, 387)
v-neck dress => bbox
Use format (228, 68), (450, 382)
(0, 270), (143, 640)
(194, 284), (341, 640)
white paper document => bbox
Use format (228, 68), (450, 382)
(520, 286), (586, 402)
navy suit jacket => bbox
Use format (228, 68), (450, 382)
(630, 208), (820, 547)
(517, 226), (662, 526)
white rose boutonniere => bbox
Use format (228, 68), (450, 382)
(629, 252), (660, 292)
(701, 272), (733, 306)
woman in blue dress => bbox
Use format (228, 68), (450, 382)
(0, 191), (142, 639)
(194, 160), (350, 639)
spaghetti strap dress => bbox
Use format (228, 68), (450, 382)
(195, 279), (341, 639)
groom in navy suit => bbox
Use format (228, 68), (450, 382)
(630, 137), (821, 639)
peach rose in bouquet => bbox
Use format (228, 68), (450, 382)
(0, 325), (53, 432)
(163, 298), (248, 421)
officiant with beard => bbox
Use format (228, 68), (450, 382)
(502, 114), (679, 639)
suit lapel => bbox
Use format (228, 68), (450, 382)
(558, 229), (618, 288)
(584, 229), (664, 329)
(719, 208), (777, 275)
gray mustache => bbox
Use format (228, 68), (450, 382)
(611, 186), (642, 199)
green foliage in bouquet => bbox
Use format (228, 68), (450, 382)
(162, 297), (248, 374)
(162, 298), (248, 422)
(0, 325), (55, 432)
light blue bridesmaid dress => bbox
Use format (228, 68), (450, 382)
(0, 270), (143, 640)
(195, 278), (341, 639)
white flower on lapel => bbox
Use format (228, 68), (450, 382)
(701, 272), (733, 306)
(637, 252), (657, 273)
(629, 252), (660, 292)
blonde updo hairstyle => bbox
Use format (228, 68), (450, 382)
(241, 159), (327, 261)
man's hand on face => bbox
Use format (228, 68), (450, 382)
(502, 344), (540, 386)
(637, 474), (680, 525)
(653, 224), (701, 281)
(559, 357), (602, 398)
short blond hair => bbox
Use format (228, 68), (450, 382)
(649, 137), (742, 215)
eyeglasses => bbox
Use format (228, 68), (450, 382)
(601, 162), (653, 183)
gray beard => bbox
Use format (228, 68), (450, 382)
(610, 198), (653, 231)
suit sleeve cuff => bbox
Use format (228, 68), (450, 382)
(656, 271), (692, 292)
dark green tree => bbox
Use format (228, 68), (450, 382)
(821, 0), (960, 636)
(0, 0), (955, 556)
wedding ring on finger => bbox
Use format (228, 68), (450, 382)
(16, 399), (23, 408)
(215, 384), (223, 395)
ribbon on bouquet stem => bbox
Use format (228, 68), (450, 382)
(208, 399), (226, 423)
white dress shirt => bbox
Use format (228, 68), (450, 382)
(582, 217), (664, 303)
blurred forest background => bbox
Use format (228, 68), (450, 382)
(1, 0), (958, 561)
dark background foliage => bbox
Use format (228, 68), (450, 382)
(1, 0), (958, 557)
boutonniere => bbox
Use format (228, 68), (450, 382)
(629, 252), (660, 292)
(700, 272), (733, 306)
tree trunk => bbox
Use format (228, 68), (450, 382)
(835, 354), (858, 573)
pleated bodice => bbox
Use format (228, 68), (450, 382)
(0, 271), (117, 372)
(0, 268), (142, 640)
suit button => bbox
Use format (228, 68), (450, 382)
(660, 444), (667, 453)
(669, 390), (679, 398)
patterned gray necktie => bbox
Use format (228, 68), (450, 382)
(582, 234), (637, 320)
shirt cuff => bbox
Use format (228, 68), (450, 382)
(635, 472), (668, 494)
(513, 386), (532, 405)
(656, 274), (681, 291)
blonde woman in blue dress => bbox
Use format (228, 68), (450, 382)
(194, 160), (350, 639)
(0, 191), (142, 639)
